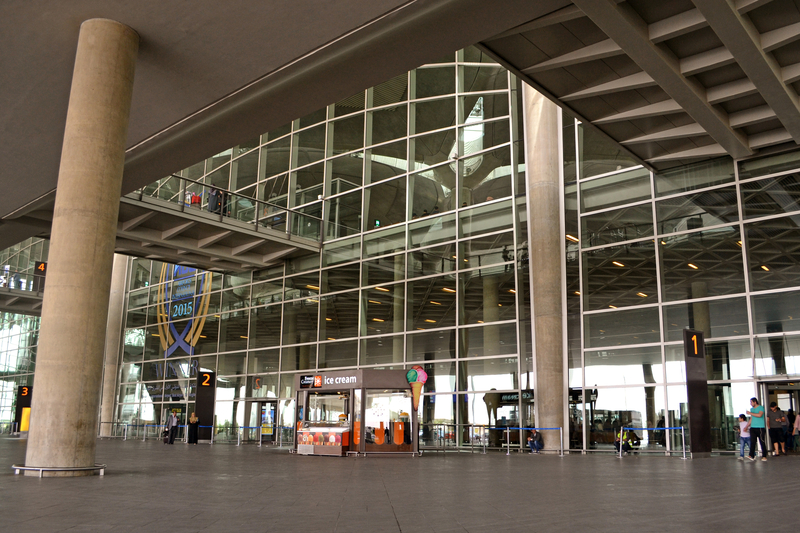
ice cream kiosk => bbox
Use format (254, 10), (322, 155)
(293, 368), (425, 456)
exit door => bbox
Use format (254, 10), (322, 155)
(260, 401), (277, 443)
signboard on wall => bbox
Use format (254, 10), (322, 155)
(683, 328), (711, 454)
(196, 371), (215, 441)
(14, 385), (32, 432)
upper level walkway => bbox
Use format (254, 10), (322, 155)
(1, 437), (796, 532)
(0, 270), (44, 315)
(116, 174), (322, 272)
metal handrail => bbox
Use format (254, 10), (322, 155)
(167, 172), (322, 222)
(97, 421), (128, 440)
(131, 173), (325, 242)
(0, 267), (46, 295)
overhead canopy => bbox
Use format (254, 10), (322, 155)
(0, 0), (563, 249)
(5, 1), (800, 251)
(481, 0), (800, 170)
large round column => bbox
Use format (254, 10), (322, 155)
(25, 19), (138, 476)
(522, 85), (564, 451)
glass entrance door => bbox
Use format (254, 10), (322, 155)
(759, 381), (799, 453)
(260, 401), (277, 443)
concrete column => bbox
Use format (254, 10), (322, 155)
(25, 19), (138, 475)
(522, 85), (564, 451)
(99, 254), (131, 437)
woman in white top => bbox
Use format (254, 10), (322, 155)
(736, 414), (750, 461)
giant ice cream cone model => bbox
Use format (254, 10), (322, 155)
(406, 365), (428, 411)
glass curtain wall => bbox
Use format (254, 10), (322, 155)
(0, 237), (48, 429)
(567, 114), (800, 453)
(115, 47), (532, 445)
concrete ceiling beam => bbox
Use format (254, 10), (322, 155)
(120, 211), (156, 232)
(161, 221), (197, 240)
(749, 127), (793, 149)
(646, 144), (727, 162)
(231, 239), (266, 256)
(485, 5), (586, 41)
(573, 0), (753, 159)
(622, 123), (707, 144)
(649, 9), (707, 43)
(594, 99), (684, 124)
(522, 39), (623, 73)
(693, 0), (800, 143)
(561, 71), (656, 101)
(760, 21), (800, 52)
(198, 230), (232, 249)
(729, 104), (776, 128)
(707, 77), (758, 104)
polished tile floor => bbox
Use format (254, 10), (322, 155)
(0, 437), (795, 532)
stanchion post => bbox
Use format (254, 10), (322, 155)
(237, 428), (241, 446)
(560, 427), (564, 457)
(482, 426), (487, 454)
(506, 427), (510, 456)
(681, 427), (687, 460)
(143, 424), (147, 442)
(618, 427), (623, 459)
(210, 425), (214, 445)
(124, 424), (128, 441)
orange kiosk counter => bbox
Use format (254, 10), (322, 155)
(293, 370), (418, 456)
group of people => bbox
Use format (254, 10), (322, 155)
(737, 398), (800, 461)
(163, 411), (200, 445)
(411, 205), (441, 219)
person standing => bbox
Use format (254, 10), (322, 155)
(766, 402), (786, 456)
(527, 428), (543, 454)
(164, 411), (179, 445)
(793, 410), (800, 451)
(736, 414), (750, 461)
(746, 398), (767, 461)
(187, 412), (199, 445)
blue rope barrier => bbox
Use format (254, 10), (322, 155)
(622, 427), (683, 431)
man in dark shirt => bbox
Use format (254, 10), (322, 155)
(527, 429), (543, 454)
(767, 402), (786, 456)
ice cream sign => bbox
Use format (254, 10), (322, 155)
(299, 374), (360, 389)
(406, 365), (428, 410)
